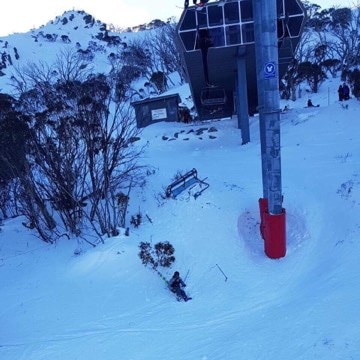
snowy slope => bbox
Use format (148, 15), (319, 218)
(1, 77), (360, 359)
(0, 12), (360, 360)
(0, 10), (163, 94)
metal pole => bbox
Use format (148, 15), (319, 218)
(253, 0), (286, 258)
(236, 46), (250, 144)
(254, 1), (267, 199)
(253, 0), (283, 215)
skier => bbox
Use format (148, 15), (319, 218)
(338, 84), (344, 101)
(342, 83), (350, 101)
(307, 99), (319, 107)
(168, 271), (191, 302)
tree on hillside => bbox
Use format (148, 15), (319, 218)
(110, 21), (184, 97)
(149, 71), (167, 93)
(113, 38), (160, 96)
(9, 54), (147, 242)
(345, 68), (360, 98)
(10, 61), (55, 95)
(283, 4), (360, 96)
(55, 47), (93, 82)
(76, 74), (147, 237)
(121, 39), (153, 79)
(306, 6), (333, 31)
(327, 6), (360, 73)
(0, 98), (57, 241)
(156, 20), (185, 82)
(281, 30), (314, 100)
(24, 83), (88, 238)
(145, 20), (186, 88)
(0, 94), (31, 221)
(296, 61), (326, 93)
(303, 5), (360, 77)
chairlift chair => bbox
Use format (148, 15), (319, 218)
(200, 86), (227, 107)
(165, 168), (209, 199)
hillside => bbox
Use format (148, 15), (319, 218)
(1, 73), (360, 358)
(1, 9), (360, 360)
(0, 10), (171, 94)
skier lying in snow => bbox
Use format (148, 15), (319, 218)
(168, 271), (192, 302)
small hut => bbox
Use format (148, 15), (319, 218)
(131, 93), (181, 128)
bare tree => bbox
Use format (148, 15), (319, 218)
(121, 38), (154, 79)
(7, 49), (147, 242)
(10, 61), (56, 95)
(148, 20), (185, 85)
(28, 107), (88, 236)
(309, 5), (360, 74)
(77, 74), (147, 237)
(329, 6), (360, 72)
(281, 31), (313, 100)
(55, 47), (93, 82)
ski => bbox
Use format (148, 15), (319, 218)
(175, 294), (192, 302)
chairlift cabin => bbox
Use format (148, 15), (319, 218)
(176, 0), (306, 120)
(200, 86), (227, 107)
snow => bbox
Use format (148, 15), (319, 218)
(1, 12), (360, 360)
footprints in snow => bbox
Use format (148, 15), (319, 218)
(162, 127), (218, 141)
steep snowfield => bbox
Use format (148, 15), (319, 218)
(1, 78), (360, 359)
(0, 12), (359, 359)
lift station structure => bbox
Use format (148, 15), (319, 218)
(176, 0), (306, 121)
(176, 0), (306, 258)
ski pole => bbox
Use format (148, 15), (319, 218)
(216, 263), (228, 281)
(184, 269), (190, 282)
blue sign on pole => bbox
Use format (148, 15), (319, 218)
(264, 62), (276, 79)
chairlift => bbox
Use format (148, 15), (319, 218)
(200, 86), (227, 107)
(165, 168), (209, 199)
(278, 37), (294, 65)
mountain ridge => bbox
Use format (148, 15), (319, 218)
(0, 9), (168, 92)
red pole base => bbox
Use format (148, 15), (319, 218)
(263, 209), (286, 259)
(258, 198), (268, 240)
